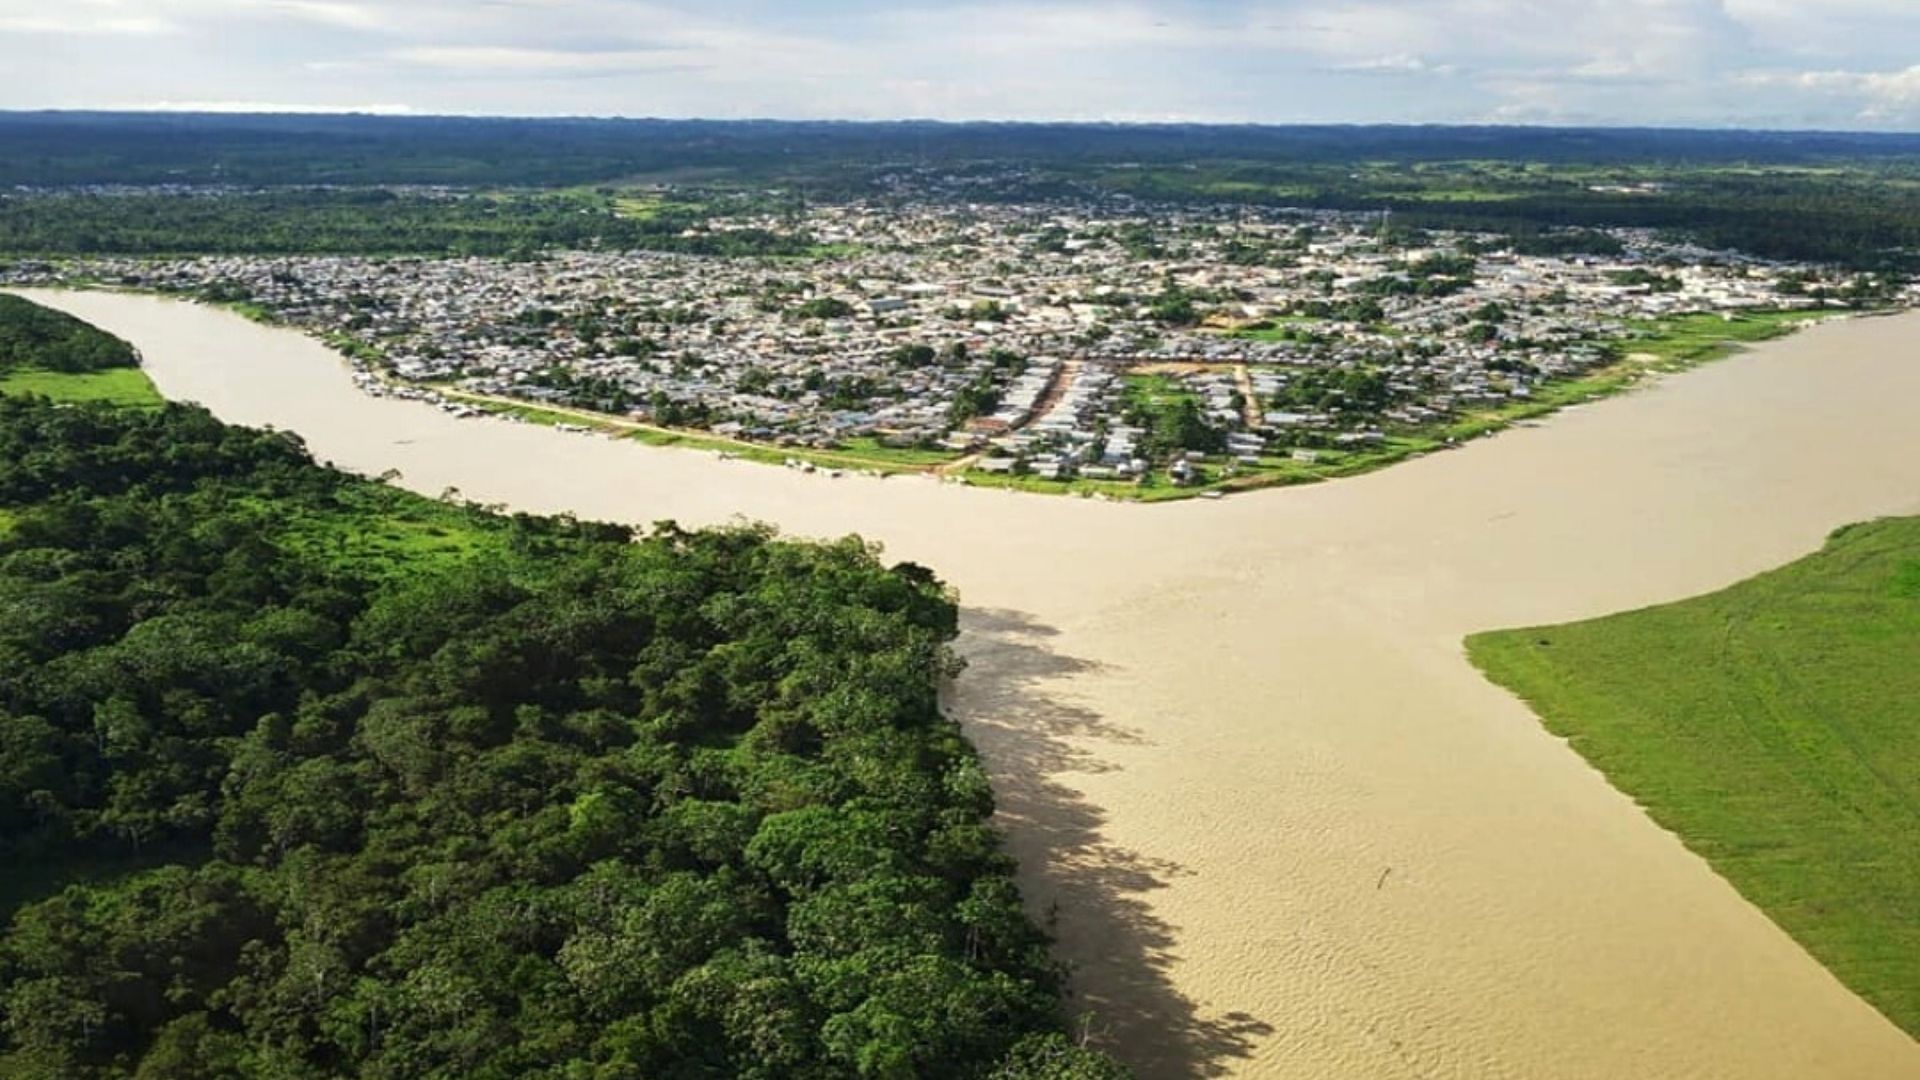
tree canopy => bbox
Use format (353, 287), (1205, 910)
(0, 395), (1125, 1078)
(0, 191), (812, 259)
(0, 295), (138, 375)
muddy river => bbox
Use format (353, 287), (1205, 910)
(17, 289), (1918, 1078)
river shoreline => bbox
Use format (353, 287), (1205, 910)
(13, 287), (1919, 1079)
(13, 284), (1861, 503)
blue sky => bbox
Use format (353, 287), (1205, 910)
(3, 0), (1918, 129)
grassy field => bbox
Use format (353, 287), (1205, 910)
(610, 193), (706, 220)
(837, 435), (962, 467)
(953, 469), (1156, 501)
(1123, 371), (1201, 408)
(0, 366), (162, 406)
(1625, 308), (1821, 367)
(0, 359), (497, 581)
(1224, 316), (1326, 341)
(1468, 517), (1920, 1037)
(251, 482), (501, 583)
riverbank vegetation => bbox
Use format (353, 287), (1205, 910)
(0, 293), (159, 406)
(0, 189), (816, 259)
(0, 393), (1125, 1078)
(1468, 517), (1920, 1037)
(0, 293), (138, 372)
(436, 389), (967, 479)
(1622, 308), (1818, 366)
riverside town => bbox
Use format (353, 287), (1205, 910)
(9, 192), (1903, 499)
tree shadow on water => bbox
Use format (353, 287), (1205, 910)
(950, 608), (1274, 1078)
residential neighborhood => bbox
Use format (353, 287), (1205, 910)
(8, 196), (1902, 495)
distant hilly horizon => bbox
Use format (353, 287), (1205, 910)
(7, 108), (1920, 139)
(5, 110), (1918, 188)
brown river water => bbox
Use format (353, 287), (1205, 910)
(15, 289), (1920, 1078)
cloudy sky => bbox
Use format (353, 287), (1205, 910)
(3, 0), (1918, 128)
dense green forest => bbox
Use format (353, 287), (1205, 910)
(1080, 162), (1920, 269)
(0, 393), (1124, 1078)
(0, 190), (811, 258)
(6, 165), (1916, 268)
(0, 294), (138, 374)
(6, 114), (1920, 187)
(3, 114), (1920, 267)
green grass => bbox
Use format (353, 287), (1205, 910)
(462, 398), (594, 429)
(1434, 366), (1643, 443)
(1625, 309), (1820, 368)
(954, 469), (1149, 501)
(1389, 188), (1531, 202)
(0, 366), (162, 407)
(1122, 372), (1201, 408)
(0, 366), (493, 584)
(837, 436), (962, 468)
(1224, 317), (1323, 341)
(259, 483), (500, 583)
(801, 241), (864, 260)
(611, 194), (707, 221)
(217, 299), (275, 323)
(1467, 517), (1920, 1037)
(320, 330), (386, 366)
(630, 429), (934, 476)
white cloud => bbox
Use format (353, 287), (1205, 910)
(0, 10), (177, 35)
(251, 1), (388, 30)
(143, 99), (413, 113)
(1739, 64), (1920, 120)
(1333, 54), (1458, 77)
(389, 46), (684, 74)
(0, 0), (385, 36)
(0, 0), (1916, 127)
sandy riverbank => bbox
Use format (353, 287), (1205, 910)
(15, 288), (1919, 1078)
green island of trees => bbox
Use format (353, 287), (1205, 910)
(0, 386), (1126, 1078)
(1468, 518), (1920, 1037)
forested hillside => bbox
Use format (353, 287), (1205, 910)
(0, 396), (1123, 1078)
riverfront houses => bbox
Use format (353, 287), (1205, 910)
(8, 198), (1890, 492)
